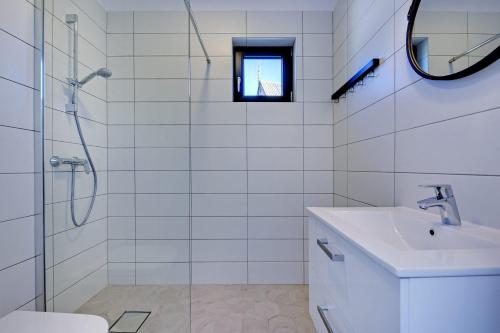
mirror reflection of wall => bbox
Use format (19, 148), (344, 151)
(411, 0), (500, 77)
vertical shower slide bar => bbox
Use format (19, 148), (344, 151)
(65, 14), (78, 113)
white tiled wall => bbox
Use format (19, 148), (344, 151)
(44, 0), (108, 312)
(332, 0), (500, 229)
(0, 0), (41, 317)
(107, 10), (334, 284)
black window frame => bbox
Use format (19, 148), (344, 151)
(233, 46), (294, 102)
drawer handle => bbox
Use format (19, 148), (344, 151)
(317, 239), (345, 262)
(317, 305), (334, 333)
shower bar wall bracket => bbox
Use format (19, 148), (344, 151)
(183, 0), (211, 64)
(65, 103), (77, 113)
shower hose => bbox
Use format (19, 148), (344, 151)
(70, 110), (97, 227)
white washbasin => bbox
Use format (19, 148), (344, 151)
(308, 207), (500, 277)
(331, 209), (499, 251)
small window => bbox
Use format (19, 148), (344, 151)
(233, 46), (294, 102)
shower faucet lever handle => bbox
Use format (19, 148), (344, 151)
(82, 160), (91, 174)
(419, 184), (454, 199)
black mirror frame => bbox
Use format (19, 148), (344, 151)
(406, 0), (500, 80)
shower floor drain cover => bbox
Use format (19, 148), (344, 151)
(109, 311), (151, 333)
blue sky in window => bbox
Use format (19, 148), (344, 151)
(243, 57), (283, 96)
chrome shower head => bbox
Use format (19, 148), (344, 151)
(78, 68), (112, 86)
(96, 67), (112, 78)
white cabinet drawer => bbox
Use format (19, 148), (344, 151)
(311, 217), (349, 310)
(310, 269), (355, 333)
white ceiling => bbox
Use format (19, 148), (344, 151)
(97, 0), (336, 12)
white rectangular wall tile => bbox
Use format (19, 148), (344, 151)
(192, 262), (247, 284)
(303, 34), (333, 57)
(136, 217), (189, 240)
(0, 259), (36, 316)
(192, 148), (246, 170)
(107, 12), (133, 33)
(348, 134), (395, 172)
(0, 174), (35, 222)
(248, 194), (303, 217)
(0, 217), (35, 270)
(107, 57), (134, 79)
(192, 217), (247, 239)
(304, 11), (332, 33)
(134, 11), (188, 34)
(192, 240), (247, 262)
(136, 263), (189, 284)
(108, 263), (135, 285)
(135, 125), (189, 147)
(54, 243), (106, 294)
(53, 266), (107, 313)
(192, 194), (247, 217)
(135, 79), (189, 102)
(247, 102), (303, 125)
(135, 102), (189, 125)
(136, 194), (190, 216)
(108, 102), (134, 124)
(248, 125), (303, 148)
(107, 34), (133, 56)
(248, 148), (303, 171)
(249, 240), (303, 261)
(135, 148), (189, 170)
(134, 34), (188, 56)
(247, 11), (302, 33)
(136, 171), (189, 193)
(248, 171), (303, 194)
(192, 171), (247, 193)
(136, 240), (189, 262)
(248, 262), (304, 284)
(134, 57), (188, 79)
(0, 30), (35, 87)
(191, 102), (246, 125)
(248, 217), (303, 239)
(0, 78), (34, 130)
(191, 125), (246, 148)
(108, 240), (135, 262)
(108, 217), (135, 239)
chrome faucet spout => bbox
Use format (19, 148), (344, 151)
(417, 185), (462, 226)
(417, 197), (443, 210)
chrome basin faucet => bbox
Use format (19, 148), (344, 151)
(417, 185), (462, 226)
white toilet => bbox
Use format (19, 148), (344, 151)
(0, 311), (108, 333)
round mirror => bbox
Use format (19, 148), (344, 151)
(407, 0), (500, 80)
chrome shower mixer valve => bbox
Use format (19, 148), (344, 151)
(49, 156), (90, 174)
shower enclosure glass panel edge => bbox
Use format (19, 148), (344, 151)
(35, 0), (46, 313)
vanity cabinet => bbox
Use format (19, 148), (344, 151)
(308, 214), (500, 333)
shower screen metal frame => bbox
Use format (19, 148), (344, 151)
(35, 0), (47, 312)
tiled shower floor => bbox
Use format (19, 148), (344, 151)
(75, 285), (315, 333)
